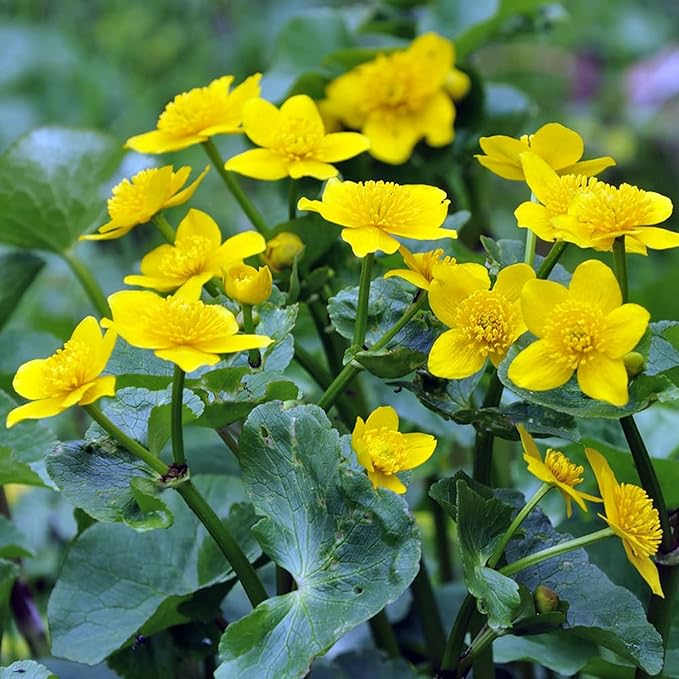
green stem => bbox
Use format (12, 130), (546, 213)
(536, 241), (567, 280)
(440, 594), (476, 672)
(500, 528), (614, 577)
(152, 213), (176, 243)
(242, 304), (262, 368)
(372, 291), (428, 352)
(429, 483), (453, 582)
(458, 624), (500, 678)
(411, 558), (446, 667)
(488, 483), (552, 569)
(217, 427), (240, 459)
(62, 250), (110, 318)
(352, 253), (375, 351)
(613, 237), (628, 303)
(524, 231), (537, 267)
(288, 178), (298, 221)
(294, 344), (332, 389)
(308, 297), (345, 376)
(84, 404), (168, 475)
(202, 139), (270, 238)
(369, 609), (400, 658)
(472, 369), (504, 486)
(171, 365), (186, 466)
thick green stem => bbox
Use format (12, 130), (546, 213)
(613, 237), (628, 303)
(352, 254), (374, 351)
(536, 241), (567, 280)
(411, 558), (446, 667)
(429, 484), (453, 582)
(524, 230), (537, 267)
(369, 609), (400, 658)
(500, 528), (614, 577)
(242, 304), (262, 368)
(288, 178), (298, 221)
(488, 483), (552, 569)
(472, 369), (504, 486)
(458, 624), (500, 678)
(440, 594), (476, 672)
(217, 427), (240, 459)
(152, 213), (176, 243)
(63, 251), (110, 318)
(171, 365), (186, 466)
(202, 139), (270, 238)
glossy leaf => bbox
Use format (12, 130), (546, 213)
(0, 251), (44, 331)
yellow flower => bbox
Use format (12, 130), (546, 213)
(508, 260), (650, 406)
(324, 33), (461, 164)
(124, 208), (265, 292)
(81, 165), (209, 241)
(476, 122), (615, 181)
(224, 264), (272, 306)
(517, 424), (600, 518)
(125, 74), (261, 154)
(514, 152), (600, 242)
(552, 181), (678, 255)
(224, 94), (369, 181)
(7, 317), (116, 428)
(352, 406), (436, 494)
(262, 232), (304, 272)
(384, 245), (487, 291)
(428, 263), (535, 378)
(298, 179), (454, 257)
(585, 448), (663, 597)
(105, 281), (272, 373)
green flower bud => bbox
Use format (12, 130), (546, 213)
(624, 351), (645, 379)
(533, 585), (559, 614)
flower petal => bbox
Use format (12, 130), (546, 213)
(6, 396), (69, 428)
(12, 358), (52, 400)
(622, 540), (664, 598)
(428, 329), (486, 379)
(519, 152), (561, 206)
(383, 268), (430, 290)
(561, 156), (616, 177)
(280, 94), (325, 133)
(242, 98), (282, 147)
(175, 208), (222, 247)
(521, 279), (568, 336)
(633, 226), (679, 250)
(529, 123), (584, 170)
(514, 202), (558, 242)
(365, 405), (399, 432)
(340, 226), (400, 257)
(568, 260), (621, 313)
(476, 135), (528, 180)
(78, 376), (117, 406)
(368, 470), (406, 494)
(517, 424), (541, 462)
(225, 149), (291, 180)
(316, 132), (370, 162)
(401, 433), (436, 470)
(214, 231), (267, 269)
(288, 159), (338, 180)
(164, 165), (210, 208)
(363, 113), (420, 165)
(601, 304), (650, 358)
(429, 265), (489, 327)
(493, 263), (535, 302)
(155, 346), (220, 373)
(577, 354), (629, 406)
(585, 447), (620, 526)
(508, 340), (574, 390)
(418, 92), (455, 147)
(199, 334), (273, 355)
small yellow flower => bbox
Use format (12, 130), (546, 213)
(514, 152), (599, 242)
(517, 424), (600, 518)
(7, 317), (116, 428)
(224, 264), (272, 306)
(352, 406), (436, 494)
(298, 179), (454, 257)
(262, 232), (304, 272)
(428, 263), (535, 378)
(552, 181), (678, 255)
(476, 122), (615, 181)
(125, 75), (261, 154)
(81, 165), (209, 241)
(224, 94), (369, 181)
(585, 448), (663, 597)
(105, 281), (272, 373)
(508, 260), (650, 406)
(124, 209), (265, 292)
(384, 245), (487, 291)
(324, 33), (463, 164)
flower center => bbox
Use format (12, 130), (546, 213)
(456, 291), (514, 357)
(162, 236), (214, 278)
(148, 298), (233, 346)
(544, 301), (603, 368)
(544, 175), (598, 216)
(43, 338), (89, 394)
(364, 427), (407, 475)
(416, 249), (455, 281)
(108, 169), (166, 224)
(544, 449), (584, 487)
(613, 484), (662, 557)
(275, 115), (324, 160)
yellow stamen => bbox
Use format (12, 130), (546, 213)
(456, 291), (515, 357)
(364, 427), (407, 475)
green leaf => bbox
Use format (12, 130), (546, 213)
(105, 342), (174, 390)
(0, 251), (44, 331)
(48, 475), (261, 665)
(190, 367), (299, 429)
(216, 403), (420, 679)
(455, 480), (521, 629)
(0, 127), (121, 252)
(0, 515), (34, 558)
(504, 494), (664, 674)
(355, 346), (427, 378)
(0, 390), (56, 487)
(0, 660), (56, 679)
(46, 437), (172, 531)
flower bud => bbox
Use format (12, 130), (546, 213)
(263, 232), (304, 272)
(533, 585), (559, 614)
(224, 263), (272, 305)
(623, 351), (645, 379)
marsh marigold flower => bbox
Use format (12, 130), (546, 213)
(428, 263), (535, 378)
(6, 317), (116, 428)
(585, 448), (663, 596)
(552, 180), (678, 254)
(225, 94), (369, 180)
(476, 122), (615, 181)
(224, 264), (272, 306)
(262, 232), (304, 272)
(517, 424), (600, 517)
(352, 406), (436, 493)
(105, 281), (272, 373)
(125, 75), (261, 154)
(298, 179), (454, 257)
(508, 260), (650, 406)
(124, 208), (265, 292)
(81, 165), (209, 241)
(324, 33), (466, 164)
